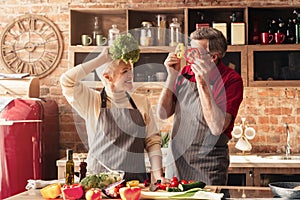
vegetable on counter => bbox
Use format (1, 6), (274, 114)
(61, 183), (84, 200)
(40, 183), (61, 199)
(80, 173), (122, 191)
(119, 186), (141, 200)
(126, 180), (139, 187)
(102, 179), (125, 198)
(110, 33), (140, 64)
(85, 188), (102, 200)
(178, 181), (206, 191)
(175, 43), (185, 59)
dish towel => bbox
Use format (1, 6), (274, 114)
(25, 179), (65, 190)
(0, 97), (14, 112)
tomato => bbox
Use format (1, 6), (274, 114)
(143, 178), (150, 187)
(156, 183), (169, 191)
(180, 179), (188, 184)
(170, 176), (178, 182)
(170, 180), (179, 188)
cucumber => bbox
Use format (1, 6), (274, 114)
(166, 187), (183, 192)
(178, 181), (206, 191)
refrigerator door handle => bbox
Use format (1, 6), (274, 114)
(0, 119), (42, 125)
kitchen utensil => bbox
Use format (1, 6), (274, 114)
(269, 182), (300, 198)
(235, 136), (252, 152)
(96, 34), (107, 46)
(232, 125), (243, 138)
(244, 127), (256, 140)
(260, 32), (273, 44)
(81, 35), (92, 46)
(274, 32), (285, 44)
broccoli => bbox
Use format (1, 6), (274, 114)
(80, 174), (101, 190)
(80, 173), (123, 190)
(110, 33), (140, 64)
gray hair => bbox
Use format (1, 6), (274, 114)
(190, 27), (227, 58)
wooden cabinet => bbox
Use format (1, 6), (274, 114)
(228, 167), (255, 186)
(69, 6), (300, 88)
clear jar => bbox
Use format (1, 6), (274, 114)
(169, 17), (181, 46)
(140, 21), (153, 46)
(108, 24), (120, 46)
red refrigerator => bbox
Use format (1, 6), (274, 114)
(0, 98), (59, 199)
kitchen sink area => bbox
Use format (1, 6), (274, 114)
(260, 155), (300, 160)
(228, 153), (300, 186)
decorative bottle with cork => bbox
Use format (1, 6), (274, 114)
(92, 16), (101, 46)
(65, 149), (74, 185)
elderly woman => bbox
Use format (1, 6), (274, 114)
(60, 46), (166, 183)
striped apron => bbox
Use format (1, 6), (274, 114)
(86, 88), (147, 182)
(165, 78), (229, 185)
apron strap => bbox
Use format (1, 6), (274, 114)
(126, 92), (137, 109)
(101, 88), (107, 108)
(101, 88), (137, 109)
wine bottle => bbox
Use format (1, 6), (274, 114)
(65, 149), (74, 185)
(293, 9), (300, 44)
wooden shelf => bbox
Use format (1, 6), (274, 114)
(69, 6), (300, 88)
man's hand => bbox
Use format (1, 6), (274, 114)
(191, 55), (216, 86)
(164, 53), (181, 75)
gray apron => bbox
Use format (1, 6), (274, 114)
(86, 88), (147, 182)
(165, 77), (229, 185)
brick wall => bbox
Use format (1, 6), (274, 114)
(0, 0), (300, 158)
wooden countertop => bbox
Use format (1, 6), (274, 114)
(5, 186), (279, 200)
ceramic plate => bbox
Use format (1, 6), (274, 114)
(140, 189), (224, 200)
(141, 190), (185, 199)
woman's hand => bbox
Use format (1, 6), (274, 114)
(97, 46), (112, 62)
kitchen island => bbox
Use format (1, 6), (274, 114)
(5, 185), (279, 199)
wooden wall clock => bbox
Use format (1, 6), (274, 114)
(0, 14), (63, 78)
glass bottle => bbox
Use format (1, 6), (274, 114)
(286, 18), (295, 44)
(293, 9), (300, 44)
(156, 15), (166, 46)
(108, 24), (120, 46)
(65, 149), (74, 185)
(169, 17), (181, 47)
(79, 159), (87, 182)
(140, 21), (153, 46)
(251, 17), (260, 44)
(92, 16), (101, 45)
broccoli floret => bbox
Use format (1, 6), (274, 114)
(80, 174), (101, 190)
(110, 33), (140, 64)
